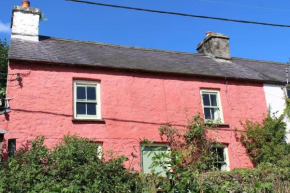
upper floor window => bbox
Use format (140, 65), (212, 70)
(73, 80), (101, 120)
(201, 90), (223, 123)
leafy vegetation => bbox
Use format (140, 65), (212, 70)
(239, 114), (290, 166)
(0, 135), (144, 193)
(145, 107), (290, 192)
(1, 100), (290, 192)
(0, 39), (8, 97)
(145, 115), (221, 192)
(239, 96), (290, 166)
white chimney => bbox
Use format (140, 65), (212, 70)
(11, 1), (41, 42)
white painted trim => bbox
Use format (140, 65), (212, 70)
(73, 80), (101, 120)
(200, 89), (224, 123)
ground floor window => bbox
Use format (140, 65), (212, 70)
(91, 142), (102, 159)
(8, 138), (16, 157)
(210, 145), (230, 171)
(141, 145), (170, 176)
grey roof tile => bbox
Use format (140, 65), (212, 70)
(8, 36), (287, 83)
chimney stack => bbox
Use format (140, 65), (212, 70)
(11, 1), (41, 42)
(197, 32), (231, 60)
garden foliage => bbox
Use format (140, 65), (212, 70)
(1, 110), (290, 192)
(0, 136), (144, 193)
(0, 39), (8, 97)
(239, 97), (290, 166)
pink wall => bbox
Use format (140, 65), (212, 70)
(1, 62), (268, 170)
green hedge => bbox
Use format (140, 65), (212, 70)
(0, 136), (144, 193)
(1, 136), (290, 193)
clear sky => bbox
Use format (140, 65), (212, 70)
(1, 0), (290, 63)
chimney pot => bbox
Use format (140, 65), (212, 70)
(206, 31), (212, 37)
(22, 1), (30, 8)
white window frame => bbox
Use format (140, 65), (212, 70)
(211, 145), (230, 171)
(73, 80), (101, 120)
(140, 143), (170, 175)
(200, 89), (224, 123)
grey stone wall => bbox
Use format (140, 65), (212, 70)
(197, 32), (231, 60)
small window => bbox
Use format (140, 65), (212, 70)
(210, 145), (230, 171)
(287, 88), (290, 98)
(141, 145), (170, 176)
(8, 138), (16, 157)
(201, 90), (223, 122)
(73, 80), (101, 120)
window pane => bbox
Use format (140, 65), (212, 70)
(210, 94), (217, 106)
(203, 94), (210, 106)
(287, 89), (290, 98)
(211, 108), (219, 120)
(77, 87), (86, 100)
(87, 103), (97, 115)
(214, 163), (227, 170)
(214, 163), (222, 170)
(215, 148), (225, 161)
(87, 87), (96, 100)
(211, 147), (228, 171)
(204, 108), (211, 119)
(142, 146), (169, 177)
(76, 103), (86, 115)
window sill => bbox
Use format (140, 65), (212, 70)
(72, 118), (106, 124)
(205, 123), (230, 127)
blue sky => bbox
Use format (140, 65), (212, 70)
(1, 0), (290, 62)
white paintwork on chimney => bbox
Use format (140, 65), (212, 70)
(263, 84), (290, 143)
(11, 10), (40, 42)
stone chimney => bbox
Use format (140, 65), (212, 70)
(11, 1), (41, 42)
(197, 32), (231, 60)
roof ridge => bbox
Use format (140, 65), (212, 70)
(39, 35), (206, 57)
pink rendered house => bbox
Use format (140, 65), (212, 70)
(0, 1), (287, 172)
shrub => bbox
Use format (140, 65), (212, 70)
(0, 135), (143, 193)
(239, 109), (290, 166)
(0, 39), (8, 97)
(145, 115), (223, 192)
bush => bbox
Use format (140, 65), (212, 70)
(145, 115), (227, 192)
(239, 110), (290, 166)
(0, 135), (143, 193)
(197, 164), (290, 193)
(2, 110), (290, 193)
(0, 39), (8, 97)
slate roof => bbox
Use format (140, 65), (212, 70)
(8, 36), (287, 84)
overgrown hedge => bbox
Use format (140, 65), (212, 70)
(1, 135), (290, 193)
(0, 136), (145, 193)
(1, 111), (290, 193)
(143, 165), (290, 193)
